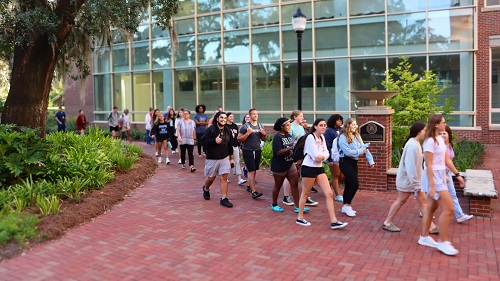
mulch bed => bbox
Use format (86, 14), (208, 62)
(0, 154), (157, 262)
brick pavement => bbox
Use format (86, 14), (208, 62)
(0, 143), (499, 280)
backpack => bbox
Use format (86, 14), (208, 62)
(331, 137), (341, 164)
(292, 134), (317, 162)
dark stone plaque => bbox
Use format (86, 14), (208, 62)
(359, 121), (384, 142)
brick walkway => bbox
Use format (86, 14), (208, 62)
(0, 143), (499, 280)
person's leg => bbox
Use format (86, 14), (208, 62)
(205, 176), (217, 190)
(146, 130), (151, 145)
(163, 140), (169, 159)
(297, 177), (315, 220)
(127, 130), (132, 142)
(233, 147), (244, 181)
(315, 174), (338, 222)
(196, 132), (203, 155)
(340, 158), (358, 206)
(416, 191), (437, 230)
(435, 191), (454, 242)
(272, 174), (286, 205)
(331, 163), (344, 196)
(447, 173), (464, 219)
(180, 144), (187, 166)
(187, 144), (195, 167)
(220, 173), (229, 198)
(121, 131), (125, 140)
(80, 129), (85, 136)
(384, 191), (412, 226)
(421, 197), (439, 237)
(282, 178), (291, 198)
(156, 141), (162, 158)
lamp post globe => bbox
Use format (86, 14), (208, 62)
(292, 8), (306, 110)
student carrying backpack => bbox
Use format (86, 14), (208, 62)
(292, 133), (317, 162)
(330, 137), (341, 164)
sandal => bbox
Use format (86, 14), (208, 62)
(190, 166), (196, 172)
(181, 165), (186, 171)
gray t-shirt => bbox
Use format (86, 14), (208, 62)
(239, 122), (263, 151)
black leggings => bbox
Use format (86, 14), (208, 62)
(196, 132), (205, 155)
(170, 136), (178, 150)
(180, 144), (194, 166)
(339, 157), (359, 205)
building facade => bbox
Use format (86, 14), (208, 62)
(65, 0), (500, 143)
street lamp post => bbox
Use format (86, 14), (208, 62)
(292, 8), (306, 111)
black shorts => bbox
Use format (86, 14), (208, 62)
(110, 126), (119, 132)
(157, 135), (169, 143)
(300, 166), (325, 178)
(242, 149), (262, 172)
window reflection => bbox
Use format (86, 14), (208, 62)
(283, 61), (314, 111)
(113, 73), (132, 112)
(132, 42), (150, 70)
(282, 23), (313, 60)
(174, 69), (197, 110)
(199, 67), (223, 110)
(428, 9), (473, 51)
(251, 0), (278, 6)
(198, 0), (221, 14)
(133, 72), (151, 112)
(224, 65), (251, 111)
(224, 30), (250, 63)
(388, 0), (426, 12)
(152, 39), (171, 68)
(350, 0), (384, 16)
(351, 58), (386, 91)
(350, 17), (385, 55)
(198, 34), (222, 65)
(224, 11), (249, 30)
(281, 4), (312, 24)
(94, 48), (110, 73)
(492, 49), (500, 112)
(388, 13), (426, 54)
(153, 70), (173, 110)
(133, 25), (150, 41)
(314, 0), (347, 20)
(315, 20), (348, 57)
(252, 27), (280, 62)
(224, 0), (248, 10)
(175, 37), (196, 67)
(94, 75), (111, 112)
(176, 0), (195, 17)
(429, 0), (473, 9)
(251, 7), (279, 27)
(253, 63), (281, 110)
(112, 45), (130, 72)
(198, 15), (221, 33)
(316, 59), (350, 111)
(176, 18), (195, 36)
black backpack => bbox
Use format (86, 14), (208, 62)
(292, 134), (316, 162)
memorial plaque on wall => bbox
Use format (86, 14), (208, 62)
(359, 121), (385, 142)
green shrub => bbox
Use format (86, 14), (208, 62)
(130, 128), (146, 141)
(260, 140), (273, 166)
(0, 212), (39, 245)
(454, 141), (485, 172)
(126, 143), (143, 156)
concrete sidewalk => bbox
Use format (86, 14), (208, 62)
(0, 143), (498, 280)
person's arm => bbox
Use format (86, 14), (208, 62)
(445, 154), (465, 187)
(273, 135), (293, 156)
(237, 124), (251, 143)
(303, 135), (323, 162)
(424, 151), (436, 198)
(258, 123), (267, 142)
(192, 122), (197, 142)
(338, 135), (365, 158)
(201, 127), (216, 146)
(55, 113), (61, 125)
(404, 146), (420, 189)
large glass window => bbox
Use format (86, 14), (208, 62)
(314, 0), (347, 20)
(283, 61), (314, 111)
(388, 0), (426, 13)
(315, 20), (348, 57)
(199, 67), (223, 110)
(174, 69), (197, 110)
(430, 53), (474, 126)
(428, 9), (473, 52)
(113, 74), (132, 112)
(251, 0), (278, 6)
(252, 26), (280, 62)
(198, 0), (221, 14)
(388, 13), (426, 54)
(224, 0), (248, 10)
(112, 45), (130, 72)
(94, 48), (110, 74)
(388, 56), (427, 75)
(316, 59), (350, 111)
(428, 0), (474, 9)
(224, 30), (250, 63)
(176, 18), (195, 36)
(351, 57), (386, 91)
(253, 63), (281, 111)
(94, 75), (111, 112)
(175, 36), (196, 67)
(350, 0), (384, 16)
(176, 0), (195, 17)
(224, 11), (249, 30)
(133, 25), (150, 42)
(198, 34), (222, 65)
(132, 72), (151, 113)
(282, 23), (313, 60)
(224, 65), (251, 111)
(152, 39), (172, 68)
(350, 17), (386, 55)
(198, 15), (221, 33)
(251, 7), (279, 27)
(486, 0), (500, 7)
(153, 70), (173, 110)
(132, 42), (150, 70)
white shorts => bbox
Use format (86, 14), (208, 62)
(204, 157), (231, 177)
(421, 169), (447, 193)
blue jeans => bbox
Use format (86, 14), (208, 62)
(446, 172), (465, 219)
(146, 130), (152, 145)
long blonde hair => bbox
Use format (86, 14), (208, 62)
(342, 118), (362, 143)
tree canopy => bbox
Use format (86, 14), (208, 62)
(0, 0), (178, 136)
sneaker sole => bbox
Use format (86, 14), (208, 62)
(418, 241), (438, 248)
(341, 210), (356, 217)
(282, 202), (295, 206)
(296, 221), (311, 226)
(305, 203), (318, 206)
(331, 223), (348, 229)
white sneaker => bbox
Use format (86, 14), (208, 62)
(305, 197), (318, 206)
(437, 241), (459, 255)
(238, 179), (247, 185)
(157, 157), (162, 164)
(457, 214), (473, 223)
(165, 158), (170, 165)
(172, 151), (176, 154)
(178, 159), (182, 164)
(341, 205), (356, 217)
(418, 236), (438, 248)
(155, 152), (158, 157)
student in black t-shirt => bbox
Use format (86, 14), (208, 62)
(151, 114), (171, 165)
(270, 118), (310, 214)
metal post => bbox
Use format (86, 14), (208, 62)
(297, 31), (303, 111)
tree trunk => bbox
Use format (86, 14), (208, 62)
(2, 37), (59, 138)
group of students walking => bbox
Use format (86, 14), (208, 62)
(140, 105), (471, 256)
